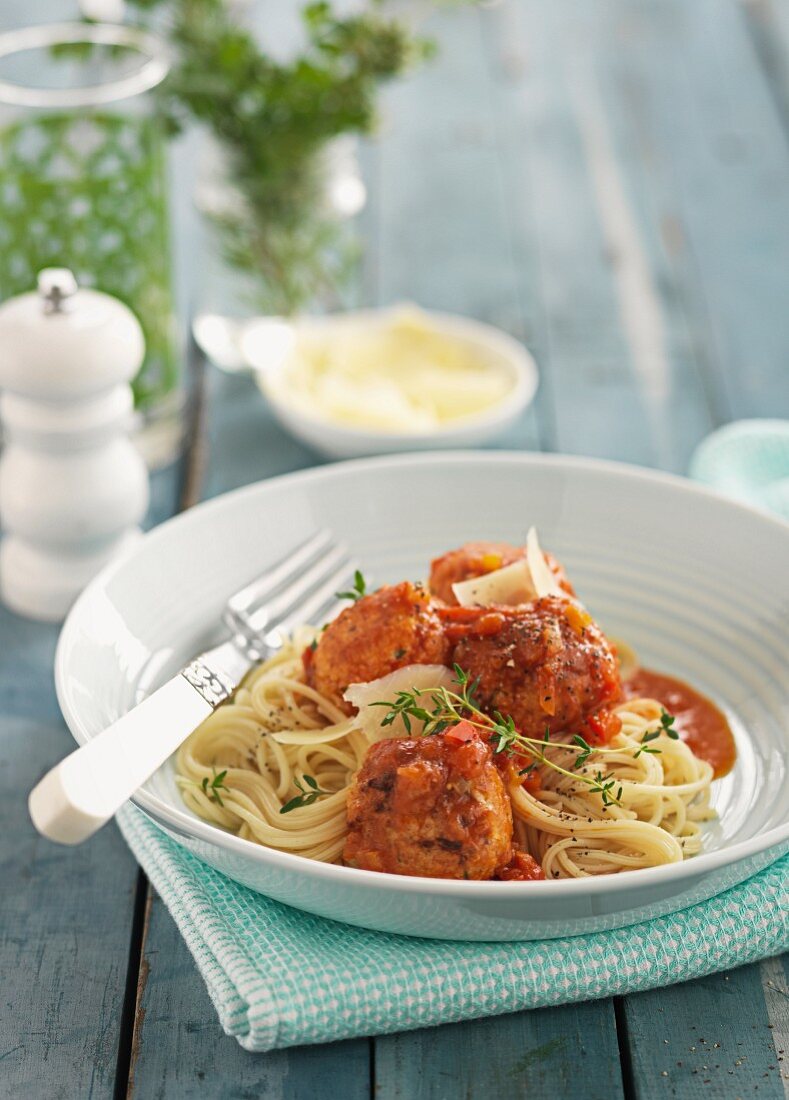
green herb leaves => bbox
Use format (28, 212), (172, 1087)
(571, 734), (593, 769)
(201, 769), (229, 807)
(589, 772), (623, 807)
(280, 774), (330, 814)
(127, 0), (432, 316)
(657, 709), (679, 738)
(370, 667), (627, 806)
(367, 676), (682, 813)
(336, 570), (367, 602)
(635, 709), (678, 757)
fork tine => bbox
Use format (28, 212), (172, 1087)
(313, 596), (347, 628)
(265, 561), (360, 644)
(227, 528), (334, 617)
(242, 542), (351, 634)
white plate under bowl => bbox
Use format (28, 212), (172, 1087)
(55, 453), (789, 941)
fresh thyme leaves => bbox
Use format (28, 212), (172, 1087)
(370, 667), (627, 807)
(571, 734), (593, 769)
(634, 710), (679, 757)
(491, 712), (519, 755)
(336, 570), (367, 602)
(453, 663), (481, 709)
(658, 709), (679, 739)
(279, 774), (331, 814)
(201, 769), (229, 807)
(371, 689), (433, 735)
(634, 730), (661, 757)
(590, 772), (622, 808)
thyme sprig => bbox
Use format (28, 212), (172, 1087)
(371, 670), (680, 810)
(201, 768), (229, 807)
(634, 709), (679, 757)
(280, 774), (331, 815)
(371, 667), (632, 808)
(336, 570), (367, 603)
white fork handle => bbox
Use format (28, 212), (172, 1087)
(29, 677), (213, 845)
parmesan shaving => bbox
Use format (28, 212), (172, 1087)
(451, 527), (564, 606)
(343, 664), (455, 741)
(452, 559), (536, 607)
(526, 526), (565, 598)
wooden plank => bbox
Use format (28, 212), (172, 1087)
(0, 466), (179, 1100)
(592, 0), (789, 423)
(373, 3), (544, 452)
(620, 962), (789, 1099)
(0, 635), (138, 1100)
(481, 0), (726, 472)
(375, 1000), (625, 1100)
(127, 887), (371, 1100)
(761, 954), (789, 1092)
(736, 0), (789, 149)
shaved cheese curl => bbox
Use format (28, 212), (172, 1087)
(344, 664), (455, 740)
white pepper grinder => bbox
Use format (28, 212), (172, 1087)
(0, 269), (150, 622)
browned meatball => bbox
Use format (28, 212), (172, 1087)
(343, 734), (513, 879)
(429, 541), (575, 605)
(306, 581), (451, 714)
(452, 596), (621, 738)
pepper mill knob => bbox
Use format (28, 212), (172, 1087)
(0, 269), (151, 622)
(38, 267), (79, 313)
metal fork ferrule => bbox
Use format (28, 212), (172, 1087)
(181, 659), (236, 708)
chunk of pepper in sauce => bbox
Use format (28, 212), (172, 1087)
(437, 604), (511, 642)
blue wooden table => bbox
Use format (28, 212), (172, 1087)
(2, 2), (789, 1097)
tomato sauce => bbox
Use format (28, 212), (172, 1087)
(496, 849), (545, 881)
(623, 668), (736, 778)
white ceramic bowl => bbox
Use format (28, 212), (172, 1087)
(249, 308), (539, 459)
(55, 453), (789, 941)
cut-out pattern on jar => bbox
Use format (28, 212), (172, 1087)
(0, 23), (181, 467)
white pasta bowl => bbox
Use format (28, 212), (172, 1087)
(55, 453), (789, 941)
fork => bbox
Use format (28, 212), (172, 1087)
(29, 529), (355, 845)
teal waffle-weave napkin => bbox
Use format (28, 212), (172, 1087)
(116, 809), (789, 1052)
(115, 431), (789, 1053)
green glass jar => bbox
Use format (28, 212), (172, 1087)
(0, 22), (182, 467)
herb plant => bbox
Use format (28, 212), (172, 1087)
(121, 0), (434, 314)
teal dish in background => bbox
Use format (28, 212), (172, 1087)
(690, 419), (789, 520)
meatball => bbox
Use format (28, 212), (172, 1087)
(452, 596), (621, 739)
(343, 734), (513, 879)
(429, 541), (574, 605)
(306, 581), (451, 714)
